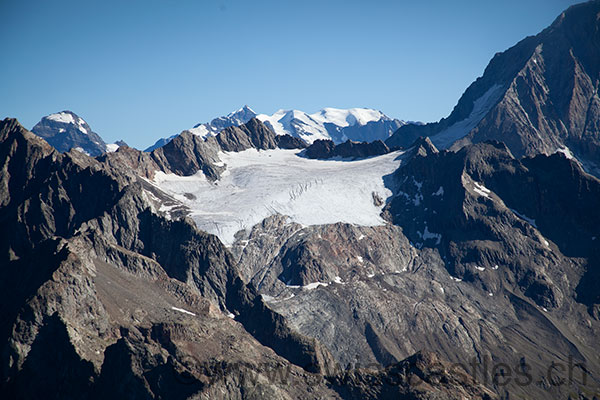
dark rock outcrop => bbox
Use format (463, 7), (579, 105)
(304, 139), (389, 159)
(151, 131), (223, 179)
(275, 134), (308, 149)
(409, 136), (439, 158)
(304, 139), (336, 159)
(216, 117), (279, 152)
(333, 140), (389, 158)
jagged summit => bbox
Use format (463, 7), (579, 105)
(224, 104), (256, 121)
(145, 105), (259, 151)
(189, 105), (258, 137)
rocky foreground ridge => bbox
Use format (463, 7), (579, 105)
(1, 118), (506, 399)
(2, 112), (600, 398)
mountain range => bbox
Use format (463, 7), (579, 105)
(146, 106), (407, 152)
(3, 1), (600, 399)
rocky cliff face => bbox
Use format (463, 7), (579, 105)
(387, 1), (600, 176)
(384, 139), (600, 311)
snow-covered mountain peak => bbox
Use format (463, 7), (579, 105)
(256, 107), (406, 144)
(45, 111), (90, 134)
(32, 111), (107, 156)
(226, 105), (256, 118)
(186, 105), (258, 139)
(197, 104), (257, 129)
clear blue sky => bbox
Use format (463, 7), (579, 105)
(0, 0), (582, 149)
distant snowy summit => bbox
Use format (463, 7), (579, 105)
(31, 111), (123, 156)
(145, 106), (408, 151)
(256, 108), (406, 144)
(190, 105), (257, 138)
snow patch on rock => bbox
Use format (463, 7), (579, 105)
(473, 182), (491, 198)
(106, 143), (120, 153)
(430, 84), (504, 149)
(47, 112), (76, 124)
(171, 306), (196, 316)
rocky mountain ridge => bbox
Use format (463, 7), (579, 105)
(387, 0), (600, 177)
(304, 139), (391, 159)
(4, 110), (600, 398)
(100, 117), (306, 183)
(145, 105), (259, 152)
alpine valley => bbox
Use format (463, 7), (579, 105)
(2, 2), (600, 400)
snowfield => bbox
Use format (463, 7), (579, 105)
(152, 148), (405, 245)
